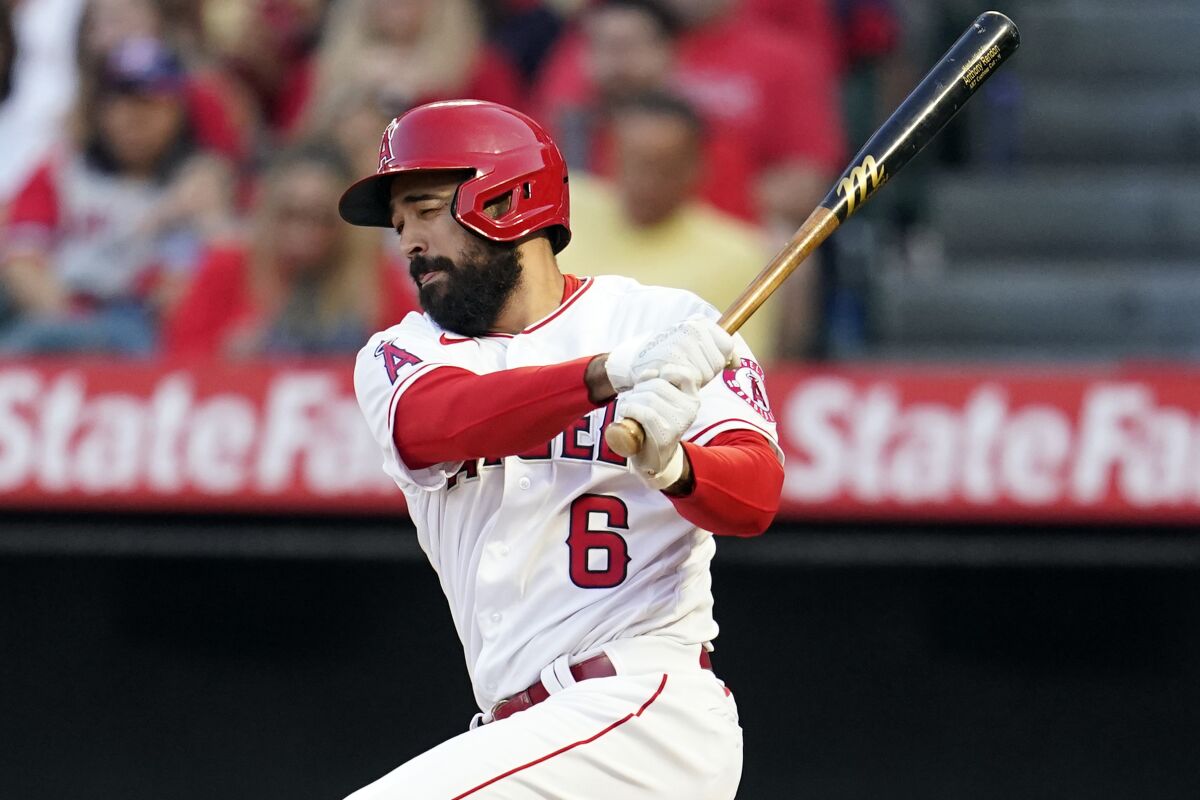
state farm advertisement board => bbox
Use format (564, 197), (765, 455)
(0, 360), (398, 514)
(772, 365), (1200, 523)
(0, 360), (1198, 522)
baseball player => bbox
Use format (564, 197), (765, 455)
(341, 100), (784, 799)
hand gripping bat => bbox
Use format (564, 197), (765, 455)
(604, 10), (1022, 458)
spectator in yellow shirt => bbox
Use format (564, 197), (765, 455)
(560, 91), (804, 363)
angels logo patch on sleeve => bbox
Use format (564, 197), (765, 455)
(723, 358), (775, 422)
(375, 340), (422, 384)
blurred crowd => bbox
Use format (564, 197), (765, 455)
(0, 0), (907, 363)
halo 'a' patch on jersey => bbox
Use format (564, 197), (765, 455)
(723, 358), (774, 422)
(375, 340), (421, 384)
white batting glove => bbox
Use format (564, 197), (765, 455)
(605, 316), (735, 394)
(615, 370), (700, 490)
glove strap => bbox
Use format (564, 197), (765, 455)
(641, 445), (685, 491)
(604, 342), (637, 393)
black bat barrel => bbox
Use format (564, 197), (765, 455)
(821, 10), (1021, 222)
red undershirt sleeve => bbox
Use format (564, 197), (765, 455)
(393, 356), (602, 470)
(670, 430), (784, 537)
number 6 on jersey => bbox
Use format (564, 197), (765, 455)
(567, 494), (631, 589)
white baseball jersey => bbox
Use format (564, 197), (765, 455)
(354, 275), (781, 712)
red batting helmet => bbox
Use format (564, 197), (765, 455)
(338, 100), (571, 253)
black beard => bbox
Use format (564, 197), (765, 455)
(409, 240), (522, 337)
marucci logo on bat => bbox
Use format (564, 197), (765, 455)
(837, 154), (887, 216)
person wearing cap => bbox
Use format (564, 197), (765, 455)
(0, 37), (235, 354)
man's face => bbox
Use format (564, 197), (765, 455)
(389, 172), (522, 337)
(612, 110), (700, 227)
(584, 7), (671, 100)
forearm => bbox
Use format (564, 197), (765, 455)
(3, 255), (68, 314)
(394, 355), (615, 469)
(665, 430), (783, 537)
(584, 354), (616, 404)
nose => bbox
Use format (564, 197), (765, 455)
(399, 225), (427, 260)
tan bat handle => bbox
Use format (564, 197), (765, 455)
(603, 207), (841, 458)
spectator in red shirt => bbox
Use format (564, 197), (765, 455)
(658, 0), (846, 237)
(0, 37), (236, 355)
(531, 0), (676, 158)
(535, 0), (846, 233)
(307, 0), (524, 122)
(532, 0), (757, 220)
(164, 144), (418, 359)
(740, 0), (839, 71)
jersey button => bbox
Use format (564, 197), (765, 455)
(518, 476), (531, 490)
(495, 543), (510, 557)
(490, 612), (503, 624)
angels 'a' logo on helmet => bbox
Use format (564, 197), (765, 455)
(723, 358), (774, 422)
(378, 118), (401, 171)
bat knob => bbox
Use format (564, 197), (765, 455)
(604, 418), (645, 458)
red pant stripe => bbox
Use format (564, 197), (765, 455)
(451, 674), (669, 799)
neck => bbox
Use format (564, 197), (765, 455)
(491, 239), (564, 333)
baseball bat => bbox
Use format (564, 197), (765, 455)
(604, 10), (1021, 459)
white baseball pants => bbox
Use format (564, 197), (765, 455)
(344, 638), (743, 800)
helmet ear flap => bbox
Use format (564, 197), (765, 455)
(449, 185), (518, 245)
(480, 186), (520, 222)
(453, 148), (569, 252)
